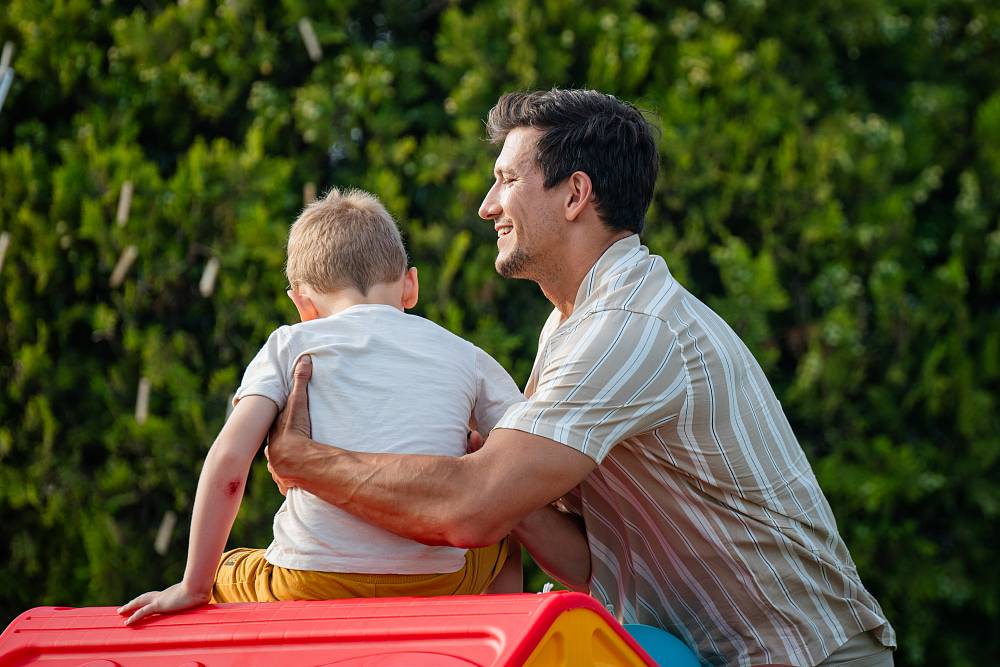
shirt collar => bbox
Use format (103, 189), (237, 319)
(573, 234), (646, 308)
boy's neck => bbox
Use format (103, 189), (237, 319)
(311, 285), (402, 318)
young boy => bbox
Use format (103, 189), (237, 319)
(119, 188), (524, 625)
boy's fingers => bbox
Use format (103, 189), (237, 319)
(124, 597), (161, 626)
(125, 603), (156, 626)
(118, 591), (156, 616)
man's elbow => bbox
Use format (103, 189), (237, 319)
(437, 504), (514, 549)
(443, 526), (511, 549)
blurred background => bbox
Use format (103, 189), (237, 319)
(1, 1), (998, 664)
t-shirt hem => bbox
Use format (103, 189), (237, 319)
(264, 548), (468, 575)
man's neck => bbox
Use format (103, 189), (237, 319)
(541, 231), (634, 320)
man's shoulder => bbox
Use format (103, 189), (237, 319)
(588, 251), (682, 317)
(572, 259), (689, 336)
(540, 252), (700, 366)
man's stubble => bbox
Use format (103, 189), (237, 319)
(496, 245), (529, 279)
(495, 211), (560, 284)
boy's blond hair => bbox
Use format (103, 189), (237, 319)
(286, 188), (407, 295)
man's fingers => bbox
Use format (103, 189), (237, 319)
(466, 430), (485, 454)
(285, 354), (313, 438)
(266, 446), (294, 495)
(266, 354), (313, 491)
(265, 450), (290, 496)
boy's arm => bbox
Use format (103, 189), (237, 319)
(118, 395), (278, 625)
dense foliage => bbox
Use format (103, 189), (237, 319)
(1, 1), (998, 664)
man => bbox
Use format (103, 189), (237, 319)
(265, 89), (896, 666)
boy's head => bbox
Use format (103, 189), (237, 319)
(286, 187), (408, 296)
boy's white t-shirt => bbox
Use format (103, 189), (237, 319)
(234, 304), (523, 574)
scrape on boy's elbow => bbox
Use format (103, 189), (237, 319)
(223, 478), (243, 498)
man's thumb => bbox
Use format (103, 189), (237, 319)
(293, 354), (313, 382)
(286, 354), (313, 438)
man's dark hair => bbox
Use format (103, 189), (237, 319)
(486, 89), (659, 234)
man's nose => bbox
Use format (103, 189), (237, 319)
(479, 184), (501, 220)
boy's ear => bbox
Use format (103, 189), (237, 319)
(287, 288), (320, 322)
(401, 267), (419, 310)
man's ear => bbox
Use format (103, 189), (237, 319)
(564, 171), (594, 222)
(401, 267), (419, 310)
(287, 288), (320, 322)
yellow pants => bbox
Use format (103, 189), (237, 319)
(210, 538), (510, 603)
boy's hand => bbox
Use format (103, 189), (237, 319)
(117, 581), (211, 626)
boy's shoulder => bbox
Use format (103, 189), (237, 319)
(396, 310), (476, 343)
(277, 307), (480, 353)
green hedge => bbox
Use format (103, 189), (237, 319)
(1, 2), (997, 664)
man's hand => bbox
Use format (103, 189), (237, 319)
(117, 581), (210, 626)
(466, 429), (484, 454)
(264, 354), (313, 491)
(265, 452), (291, 496)
(250, 351), (596, 551)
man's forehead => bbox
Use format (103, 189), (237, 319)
(494, 126), (542, 171)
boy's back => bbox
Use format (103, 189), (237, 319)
(237, 304), (522, 574)
(118, 187), (523, 625)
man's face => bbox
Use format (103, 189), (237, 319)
(478, 127), (563, 281)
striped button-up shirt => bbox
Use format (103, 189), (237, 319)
(496, 235), (895, 666)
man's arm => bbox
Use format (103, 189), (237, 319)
(266, 355), (596, 549)
(119, 396), (277, 625)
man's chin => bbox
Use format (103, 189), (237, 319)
(495, 253), (526, 279)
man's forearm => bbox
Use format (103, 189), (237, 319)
(273, 436), (496, 547)
(266, 356), (598, 550)
(514, 504), (591, 592)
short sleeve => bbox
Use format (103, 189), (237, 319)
(472, 348), (524, 434)
(234, 326), (294, 410)
(494, 309), (686, 462)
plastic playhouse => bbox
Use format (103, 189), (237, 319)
(0, 591), (699, 666)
